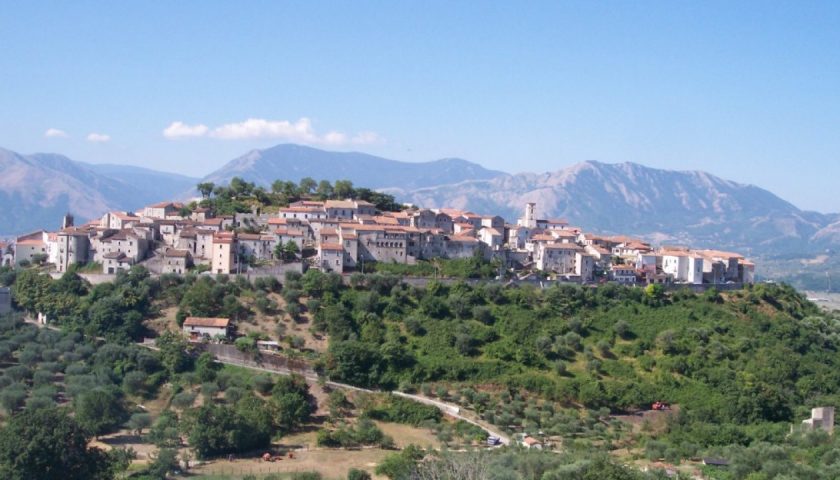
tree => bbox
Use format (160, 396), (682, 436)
(156, 330), (192, 376)
(334, 179), (354, 199)
(229, 177), (253, 197)
(146, 448), (179, 480)
(614, 320), (631, 338)
(273, 242), (285, 261)
(316, 180), (334, 199)
(195, 352), (219, 383)
(127, 412), (153, 435)
(10, 269), (52, 313)
(375, 444), (424, 479)
(299, 177), (317, 195)
(411, 452), (489, 480)
(270, 375), (315, 433)
(148, 410), (181, 448)
(645, 284), (665, 304)
(0, 407), (114, 480)
(122, 370), (148, 397)
(74, 387), (128, 437)
(283, 241), (300, 260)
(197, 182), (215, 199)
(327, 390), (350, 422)
(326, 340), (384, 387)
(185, 402), (271, 459)
(348, 468), (372, 480)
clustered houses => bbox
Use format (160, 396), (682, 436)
(5, 196), (756, 286)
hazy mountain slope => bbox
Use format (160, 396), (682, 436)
(85, 163), (198, 204)
(401, 161), (835, 254)
(3, 143), (838, 260)
(200, 143), (505, 190)
(0, 149), (121, 234)
(0, 149), (186, 235)
(811, 216), (840, 246)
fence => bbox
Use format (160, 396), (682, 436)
(346, 274), (745, 292)
(197, 464), (319, 476)
(197, 343), (316, 378)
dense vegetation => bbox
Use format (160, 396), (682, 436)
(0, 295), (315, 478)
(365, 251), (502, 279)
(4, 263), (840, 478)
(191, 176), (404, 216)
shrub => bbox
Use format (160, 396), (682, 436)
(171, 391), (197, 409)
(363, 395), (443, 426)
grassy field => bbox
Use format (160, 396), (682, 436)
(190, 448), (389, 479)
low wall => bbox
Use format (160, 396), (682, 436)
(344, 274), (746, 292)
(197, 343), (316, 377)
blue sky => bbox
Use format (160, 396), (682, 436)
(1, 1), (839, 211)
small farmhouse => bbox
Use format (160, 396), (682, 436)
(182, 317), (230, 341)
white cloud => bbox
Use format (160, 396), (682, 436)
(210, 117), (319, 141)
(162, 117), (382, 146)
(351, 131), (383, 145)
(163, 121), (209, 139)
(44, 128), (69, 138)
(322, 131), (348, 145)
(86, 133), (111, 143)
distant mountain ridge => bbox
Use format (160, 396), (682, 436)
(399, 161), (838, 255)
(83, 163), (198, 205)
(0, 148), (191, 235)
(1, 144), (839, 261)
(198, 143), (506, 191)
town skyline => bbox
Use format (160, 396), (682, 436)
(1, 2), (840, 211)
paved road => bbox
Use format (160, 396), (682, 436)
(205, 348), (510, 442)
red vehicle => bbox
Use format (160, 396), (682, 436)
(651, 401), (670, 411)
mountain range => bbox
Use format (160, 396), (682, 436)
(397, 161), (840, 255)
(197, 144), (505, 192)
(0, 147), (196, 235)
(1, 144), (838, 264)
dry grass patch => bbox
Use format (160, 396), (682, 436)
(192, 448), (390, 479)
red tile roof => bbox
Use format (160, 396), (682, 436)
(183, 317), (230, 328)
(320, 243), (344, 252)
(165, 248), (190, 258)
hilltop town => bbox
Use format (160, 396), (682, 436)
(1, 181), (755, 287)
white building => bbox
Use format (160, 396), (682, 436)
(55, 228), (92, 273)
(803, 407), (835, 435)
(478, 227), (504, 250)
(182, 317), (230, 341)
(162, 249), (192, 275)
(518, 202), (537, 229)
(143, 202), (183, 220)
(662, 253), (704, 284)
(14, 230), (49, 265)
(610, 265), (637, 284)
(535, 243), (580, 274)
(318, 243), (344, 272)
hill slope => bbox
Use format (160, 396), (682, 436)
(84, 163), (198, 205)
(400, 160), (836, 254)
(0, 148), (183, 235)
(199, 143), (506, 191)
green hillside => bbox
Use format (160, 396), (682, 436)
(4, 264), (840, 478)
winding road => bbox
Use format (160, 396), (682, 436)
(25, 316), (510, 445)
